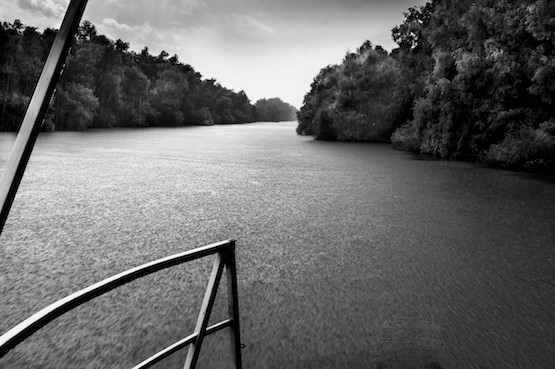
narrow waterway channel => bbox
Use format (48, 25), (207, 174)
(1, 122), (554, 368)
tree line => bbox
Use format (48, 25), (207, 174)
(0, 20), (297, 132)
(297, 0), (554, 172)
(255, 98), (297, 122)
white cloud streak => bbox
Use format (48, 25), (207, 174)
(226, 13), (276, 40)
(98, 18), (187, 56)
(17, 0), (67, 18)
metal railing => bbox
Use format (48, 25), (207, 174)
(0, 239), (243, 369)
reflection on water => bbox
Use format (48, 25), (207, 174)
(0, 122), (554, 368)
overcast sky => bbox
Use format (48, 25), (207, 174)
(1, 0), (428, 108)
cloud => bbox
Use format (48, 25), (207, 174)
(17, 0), (67, 18)
(94, 0), (206, 30)
(98, 18), (189, 56)
(219, 13), (276, 42)
(232, 14), (275, 38)
(101, 18), (134, 33)
(100, 18), (160, 48)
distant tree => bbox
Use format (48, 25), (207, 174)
(20, 26), (44, 95)
(297, 65), (338, 135)
(94, 67), (123, 128)
(137, 47), (158, 80)
(77, 20), (97, 43)
(149, 67), (188, 126)
(231, 91), (255, 123)
(255, 97), (297, 122)
(156, 50), (169, 63)
(391, 1), (437, 53)
(63, 42), (105, 89)
(168, 54), (179, 65)
(0, 19), (258, 131)
(114, 39), (129, 53)
(192, 79), (254, 124)
(390, 0), (555, 171)
(390, 0), (437, 126)
(0, 20), (46, 130)
(297, 42), (403, 141)
(120, 66), (150, 126)
(41, 28), (57, 59)
(54, 82), (99, 130)
(0, 91), (29, 131)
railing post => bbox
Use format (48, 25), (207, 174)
(224, 240), (243, 369)
(183, 252), (225, 369)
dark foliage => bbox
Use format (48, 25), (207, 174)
(392, 0), (555, 172)
(0, 20), (261, 131)
(297, 42), (404, 142)
(254, 97), (297, 122)
(297, 0), (554, 172)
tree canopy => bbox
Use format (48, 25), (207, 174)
(0, 19), (296, 131)
(297, 42), (403, 141)
(254, 98), (297, 122)
(297, 0), (554, 172)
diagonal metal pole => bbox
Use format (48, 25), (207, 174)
(0, 0), (89, 237)
(184, 253), (225, 369)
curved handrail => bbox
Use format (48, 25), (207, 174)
(0, 239), (241, 369)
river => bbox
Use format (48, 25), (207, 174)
(1, 121), (554, 368)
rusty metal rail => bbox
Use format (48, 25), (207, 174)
(0, 239), (243, 369)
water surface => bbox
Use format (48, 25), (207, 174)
(1, 122), (554, 368)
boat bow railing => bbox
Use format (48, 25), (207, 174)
(0, 239), (243, 369)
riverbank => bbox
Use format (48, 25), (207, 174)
(391, 121), (555, 174)
(296, 128), (555, 175)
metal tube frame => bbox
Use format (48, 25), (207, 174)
(0, 240), (243, 369)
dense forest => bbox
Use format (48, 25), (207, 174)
(297, 0), (554, 172)
(255, 98), (298, 122)
(0, 20), (297, 132)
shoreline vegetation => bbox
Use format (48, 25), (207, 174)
(0, 20), (297, 132)
(297, 0), (554, 173)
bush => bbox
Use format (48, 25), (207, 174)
(297, 43), (404, 142)
(391, 121), (420, 152)
(198, 107), (214, 126)
(314, 108), (337, 140)
(331, 109), (366, 141)
(0, 92), (30, 131)
(485, 120), (555, 172)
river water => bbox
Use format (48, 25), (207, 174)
(1, 122), (554, 368)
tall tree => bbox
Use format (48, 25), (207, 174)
(297, 43), (402, 141)
(255, 97), (296, 122)
(120, 66), (150, 127)
(149, 67), (188, 126)
(54, 82), (99, 130)
(391, 0), (555, 171)
(0, 19), (258, 131)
